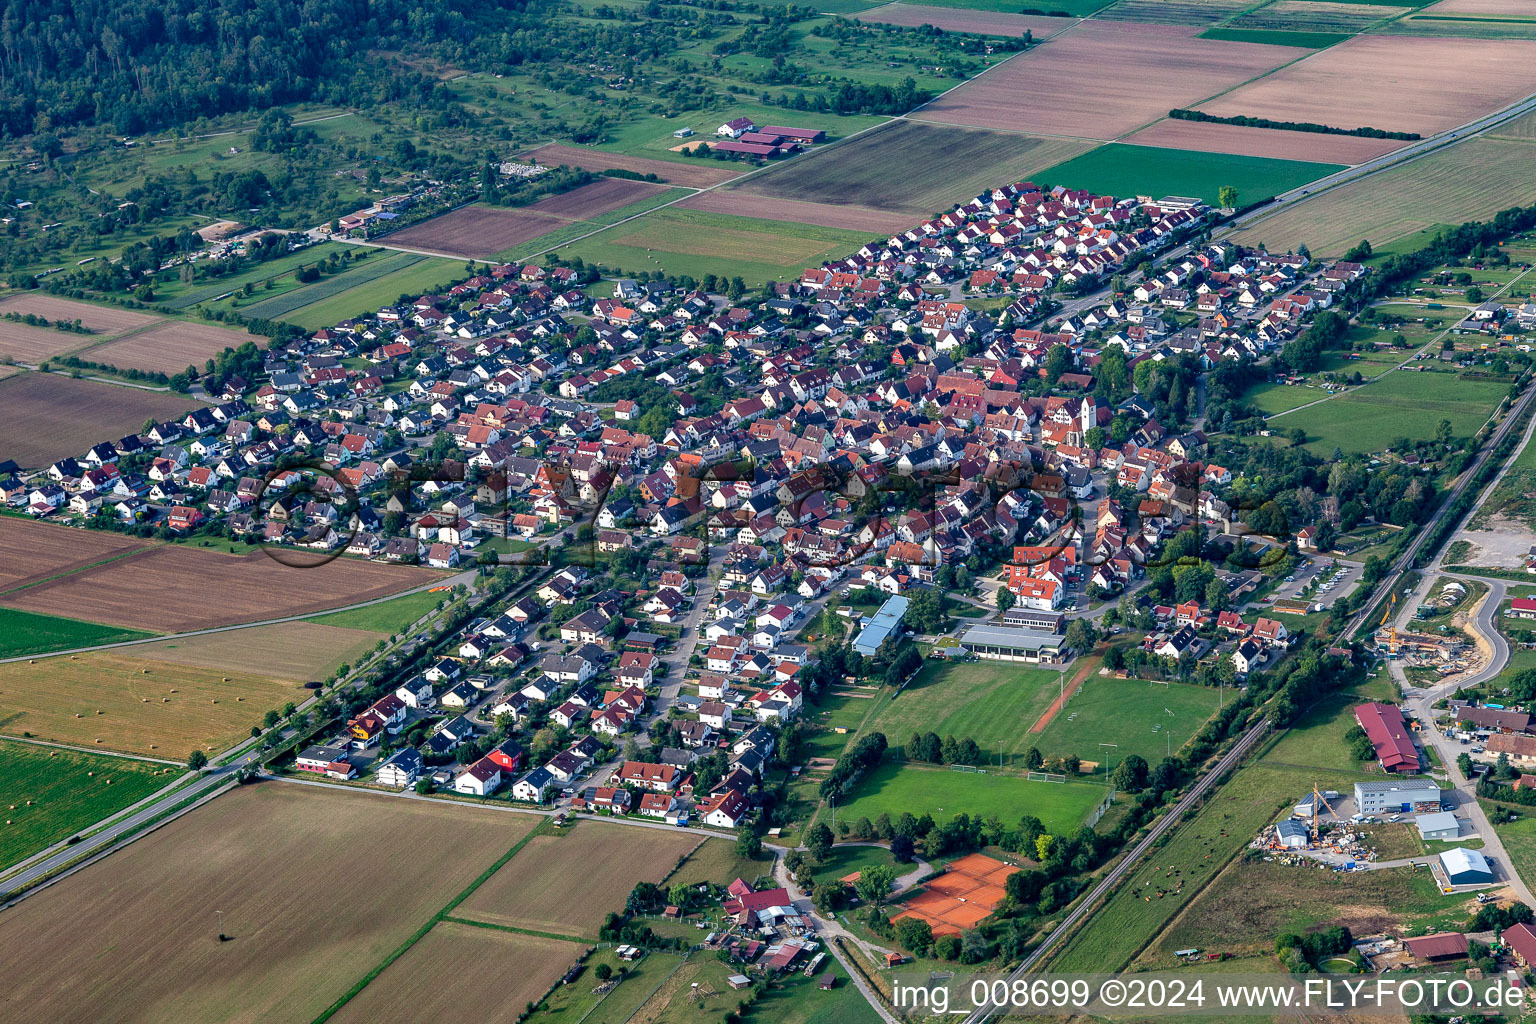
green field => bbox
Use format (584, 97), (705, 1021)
(742, 964), (881, 1024)
(235, 249), (430, 321)
(1261, 675), (1394, 774)
(1036, 144), (1343, 207)
(810, 843), (899, 886)
(1264, 369), (1508, 455)
(731, 120), (1092, 218)
(158, 242), (350, 310)
(1030, 676), (1223, 768)
(830, 761), (1104, 835)
(0, 607), (154, 658)
(1492, 810), (1536, 889)
(0, 739), (172, 870)
(491, 188), (694, 263)
(1048, 760), (1366, 972)
(1198, 27), (1349, 47)
(552, 207), (874, 286)
(859, 660), (1062, 769)
(280, 255), (468, 330)
(308, 590), (444, 634)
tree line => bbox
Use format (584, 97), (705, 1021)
(1168, 108), (1420, 141)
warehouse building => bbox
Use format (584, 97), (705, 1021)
(1354, 780), (1440, 815)
(1414, 811), (1460, 842)
(1438, 847), (1494, 886)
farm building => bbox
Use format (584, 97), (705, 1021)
(1455, 706), (1532, 733)
(1403, 932), (1468, 964)
(1438, 847), (1494, 886)
(1415, 811), (1460, 842)
(1510, 598), (1536, 620)
(1487, 733), (1536, 765)
(1354, 702), (1420, 773)
(1354, 780), (1440, 815)
(853, 594), (908, 655)
(956, 623), (1066, 664)
(1505, 923), (1536, 967)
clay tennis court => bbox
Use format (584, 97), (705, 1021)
(892, 853), (1021, 936)
(525, 142), (744, 187)
(1122, 118), (1408, 165)
(910, 21), (1299, 141)
(676, 191), (914, 234)
(1200, 34), (1536, 137)
(856, 4), (1075, 38)
(80, 320), (251, 375)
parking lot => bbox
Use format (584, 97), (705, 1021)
(1264, 557), (1364, 610)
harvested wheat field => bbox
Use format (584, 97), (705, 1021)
(856, 4), (1075, 37)
(0, 539), (440, 632)
(0, 372), (199, 468)
(911, 20), (1299, 140)
(329, 921), (579, 1024)
(0, 784), (531, 1024)
(459, 821), (701, 937)
(676, 191), (914, 233)
(0, 294), (160, 335)
(1123, 118), (1408, 164)
(81, 321), (252, 376)
(1201, 34), (1536, 137)
(135, 621), (387, 680)
(0, 518), (149, 593)
(1093, 0), (1254, 25)
(0, 320), (97, 364)
(0, 650), (307, 754)
(525, 143), (743, 187)
(1230, 135), (1536, 255)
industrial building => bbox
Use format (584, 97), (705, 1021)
(1353, 780), (1440, 815)
(957, 623), (1067, 664)
(1438, 847), (1494, 886)
(1414, 811), (1460, 842)
(852, 594), (908, 656)
(1275, 819), (1309, 849)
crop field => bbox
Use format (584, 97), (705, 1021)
(1231, 136), (1536, 255)
(383, 181), (672, 260)
(727, 120), (1093, 219)
(523, 143), (744, 187)
(309, 589), (445, 634)
(1029, 677), (1223, 767)
(0, 519), (150, 593)
(905, 0), (1111, 12)
(0, 649), (307, 755)
(157, 241), (349, 310)
(0, 607), (153, 658)
(1492, 813), (1536, 890)
(1385, 0), (1536, 37)
(80, 320), (252, 376)
(0, 739), (172, 870)
(0, 784), (527, 1024)
(1122, 118), (1406, 164)
(1035, 144), (1342, 206)
(668, 837), (775, 888)
(281, 257), (469, 331)
(0, 527), (439, 632)
(1094, 0), (1255, 24)
(1047, 761), (1364, 972)
(234, 249), (429, 321)
(855, 3), (1078, 36)
(1147, 859), (1466, 964)
(329, 921), (580, 1024)
(1200, 34), (1536, 137)
(0, 372), (198, 469)
(135, 621), (386, 682)
(458, 822), (702, 938)
(831, 761), (1104, 833)
(674, 191), (915, 234)
(0, 293), (160, 335)
(1263, 368), (1508, 456)
(551, 207), (874, 286)
(0, 317), (94, 364)
(911, 21), (1298, 140)
(1225, 0), (1411, 33)
(1197, 26), (1350, 46)
(859, 659), (1061, 768)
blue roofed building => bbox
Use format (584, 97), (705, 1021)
(853, 594), (909, 656)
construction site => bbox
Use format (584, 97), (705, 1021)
(1251, 786), (1410, 871)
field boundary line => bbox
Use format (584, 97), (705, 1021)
(310, 818), (553, 1024)
(440, 915), (592, 943)
(0, 545), (155, 599)
(0, 734), (181, 765)
(62, 315), (182, 362)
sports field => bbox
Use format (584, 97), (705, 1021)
(1230, 135), (1536, 255)
(0, 607), (153, 658)
(458, 821), (701, 937)
(0, 739), (173, 870)
(728, 120), (1092, 219)
(1029, 677), (1224, 767)
(0, 784), (529, 1024)
(1265, 369), (1508, 455)
(860, 659), (1061, 768)
(1036, 144), (1342, 206)
(830, 761), (1104, 834)
(551, 207), (875, 285)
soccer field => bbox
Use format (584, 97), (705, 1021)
(831, 761), (1105, 835)
(1030, 676), (1224, 768)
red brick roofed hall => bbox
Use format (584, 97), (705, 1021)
(1354, 701), (1419, 773)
